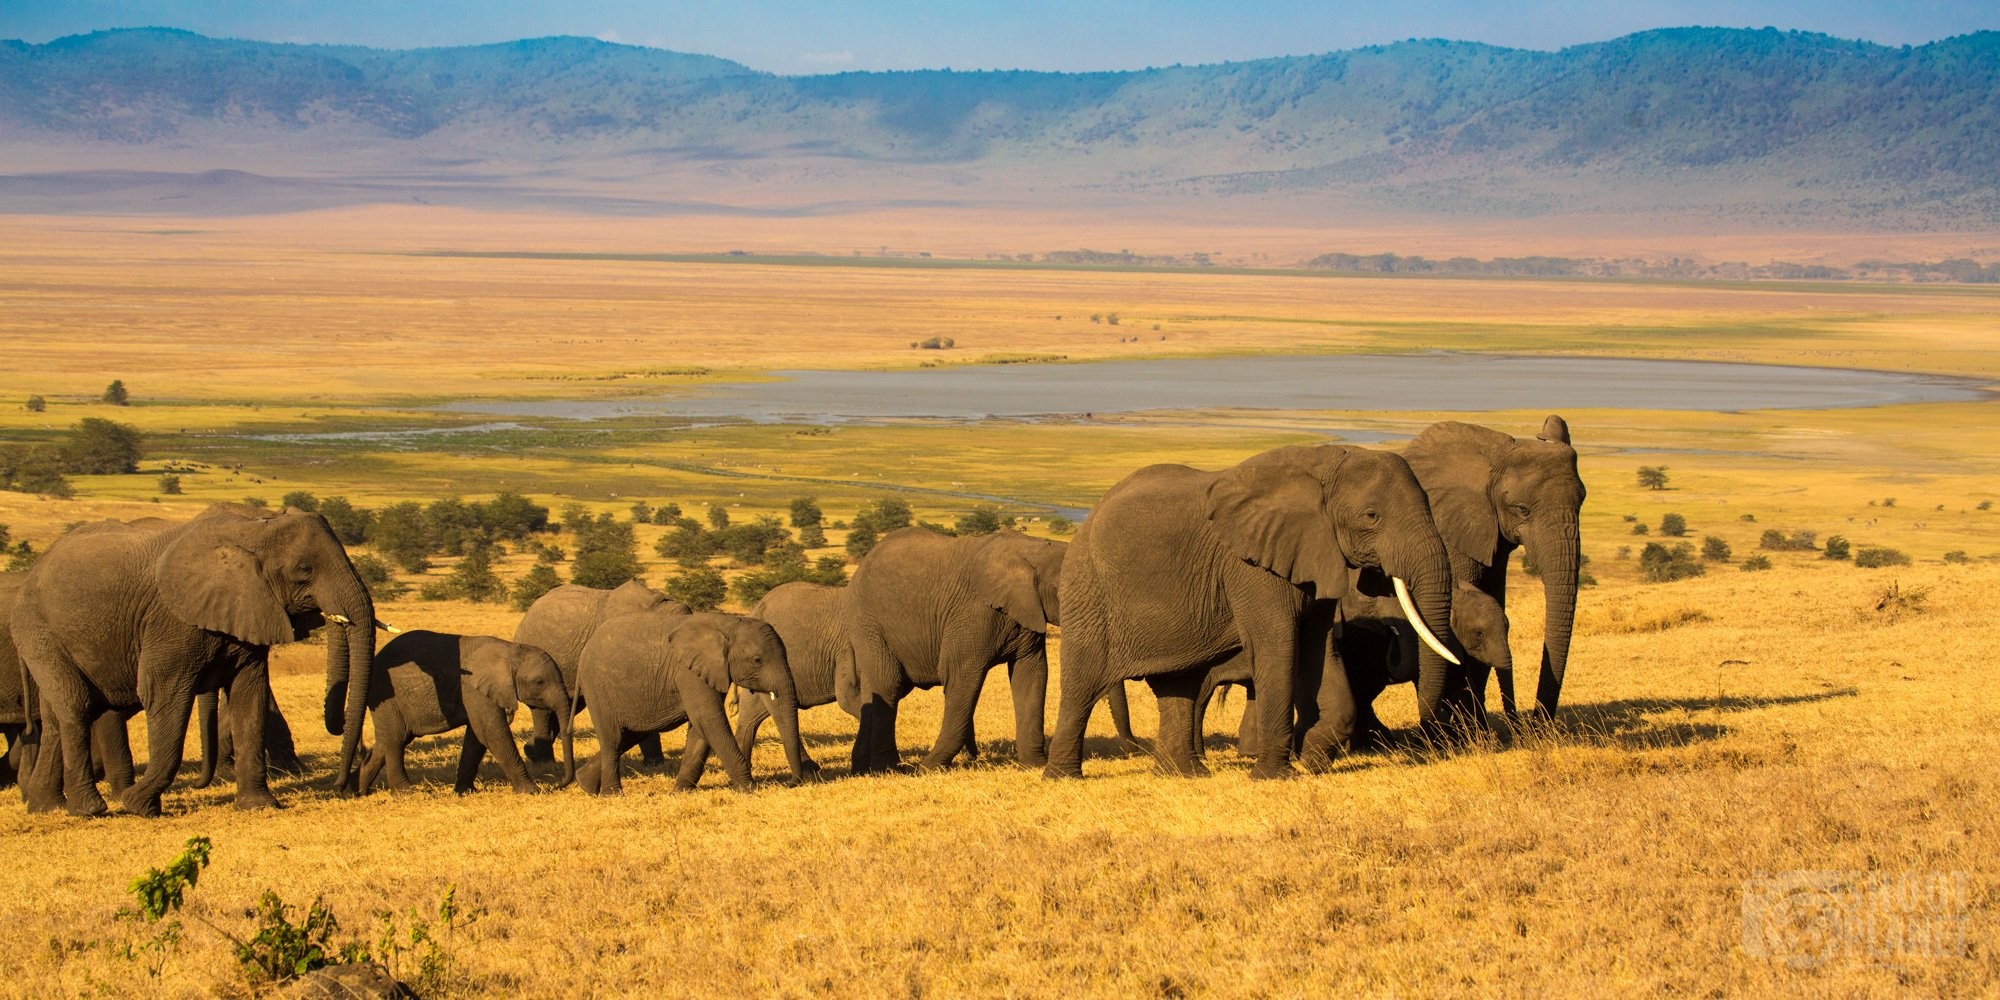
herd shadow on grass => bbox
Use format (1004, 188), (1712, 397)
(147, 687), (1864, 806)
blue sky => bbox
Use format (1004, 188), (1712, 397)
(4, 1), (1994, 73)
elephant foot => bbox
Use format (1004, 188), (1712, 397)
(1153, 756), (1210, 778)
(511, 781), (543, 795)
(232, 791), (282, 811)
(725, 779), (756, 794)
(270, 756), (308, 778)
(190, 775), (215, 790)
(637, 751), (668, 768)
(1015, 750), (1048, 769)
(1248, 760), (1299, 781)
(1041, 762), (1083, 780)
(523, 742), (556, 765)
(66, 789), (111, 818)
(118, 787), (163, 818)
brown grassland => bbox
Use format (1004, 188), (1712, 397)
(0, 210), (1997, 997)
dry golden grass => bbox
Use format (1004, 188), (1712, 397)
(3, 207), (2000, 996)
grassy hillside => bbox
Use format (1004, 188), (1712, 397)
(2, 28), (1996, 223)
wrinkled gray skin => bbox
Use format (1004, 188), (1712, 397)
(513, 581), (686, 766)
(193, 687), (306, 789)
(1197, 580), (1512, 756)
(12, 504), (376, 816)
(700, 581), (860, 775)
(1399, 416), (1585, 723)
(331, 630), (574, 795)
(1046, 445), (1458, 781)
(846, 529), (1064, 775)
(574, 610), (808, 794)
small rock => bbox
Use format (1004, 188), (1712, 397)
(281, 963), (414, 1000)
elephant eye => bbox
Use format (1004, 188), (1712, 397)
(1361, 508), (1381, 524)
(1511, 504), (1532, 520)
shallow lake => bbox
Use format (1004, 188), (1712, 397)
(443, 353), (1988, 423)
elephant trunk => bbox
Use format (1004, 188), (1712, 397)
(1388, 546), (1457, 728)
(762, 664), (809, 781)
(319, 573), (376, 795)
(555, 692), (577, 787)
(1531, 519), (1581, 720)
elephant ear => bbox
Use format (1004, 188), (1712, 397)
(667, 620), (733, 694)
(1537, 414), (1572, 445)
(1203, 445), (1351, 600)
(1425, 486), (1500, 569)
(156, 527), (294, 645)
(466, 644), (519, 717)
(974, 541), (1050, 632)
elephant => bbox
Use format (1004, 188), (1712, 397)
(1044, 444), (1461, 781)
(513, 580), (686, 767)
(1398, 416), (1585, 723)
(696, 581), (860, 775)
(330, 630), (574, 795)
(845, 528), (1064, 775)
(1193, 578), (1513, 757)
(192, 686), (307, 789)
(11, 503), (377, 816)
(573, 608), (809, 794)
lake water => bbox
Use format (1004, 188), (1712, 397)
(441, 353), (1988, 423)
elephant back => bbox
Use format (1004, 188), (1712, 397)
(0, 573), (25, 727)
(750, 582), (846, 708)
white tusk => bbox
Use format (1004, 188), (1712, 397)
(1393, 576), (1461, 666)
(379, 621), (403, 634)
(325, 613), (350, 625)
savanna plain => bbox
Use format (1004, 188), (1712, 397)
(1, 210), (1998, 997)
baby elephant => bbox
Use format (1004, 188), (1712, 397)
(574, 609), (810, 795)
(328, 630), (574, 795)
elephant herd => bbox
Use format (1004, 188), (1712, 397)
(0, 416), (1584, 817)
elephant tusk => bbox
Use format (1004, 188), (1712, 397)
(379, 621), (403, 634)
(325, 613), (350, 625)
(1393, 576), (1461, 667)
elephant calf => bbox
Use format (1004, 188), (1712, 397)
(329, 630), (574, 795)
(574, 609), (809, 795)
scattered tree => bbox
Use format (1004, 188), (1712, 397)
(571, 514), (641, 589)
(63, 417), (144, 474)
(789, 497), (823, 529)
(481, 492), (550, 539)
(707, 504), (731, 531)
(1659, 513), (1687, 537)
(560, 502), (594, 533)
(158, 474), (183, 495)
(510, 563), (564, 611)
(279, 491), (319, 512)
(102, 380), (130, 406)
(1822, 535), (1851, 561)
(1701, 535), (1732, 562)
(954, 506), (1013, 536)
(316, 496), (372, 544)
(664, 566), (727, 612)
(1854, 546), (1911, 568)
(371, 502), (432, 573)
(651, 503), (682, 525)
(24, 395), (44, 413)
(1759, 529), (1818, 552)
(1046, 515), (1075, 536)
(628, 500), (653, 523)
(1639, 542), (1704, 582)
(1631, 522), (1649, 535)
(845, 520), (879, 560)
(1637, 466), (1669, 491)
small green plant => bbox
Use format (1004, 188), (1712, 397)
(1659, 513), (1687, 536)
(157, 473), (182, 495)
(1760, 529), (1817, 552)
(371, 886), (480, 995)
(117, 835), (214, 976)
(1854, 546), (1911, 568)
(1701, 535), (1732, 562)
(235, 891), (364, 985)
(1740, 555), (1772, 572)
(1944, 550), (1970, 564)
(1871, 581), (1929, 619)
(1823, 535), (1851, 561)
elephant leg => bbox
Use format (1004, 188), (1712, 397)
(1234, 608), (1300, 782)
(1146, 671), (1208, 778)
(93, 710), (135, 796)
(1041, 614), (1109, 780)
(1107, 682), (1141, 749)
(34, 695), (96, 816)
(1236, 690), (1260, 757)
(1008, 644), (1050, 768)
(849, 637), (904, 775)
(193, 690), (220, 788)
(358, 742), (387, 794)
(223, 660), (279, 811)
(636, 731), (667, 767)
(524, 706), (558, 765)
(732, 689), (772, 771)
(919, 662), (988, 772)
(676, 725), (711, 791)
(597, 727), (634, 796)
(678, 673), (752, 790)
(376, 704), (416, 792)
(453, 728), (488, 794)
(1297, 644), (1357, 773)
(1496, 667), (1519, 728)
(467, 698), (537, 795)
(124, 661), (199, 817)
(263, 689), (305, 776)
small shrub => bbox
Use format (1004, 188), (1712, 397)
(571, 515), (641, 588)
(664, 566), (726, 612)
(628, 499), (652, 523)
(1701, 535), (1731, 562)
(6, 541), (37, 572)
(1978, 500), (1993, 511)
(1622, 514), (1637, 522)
(1739, 513), (1756, 522)
(1638, 542), (1704, 582)
(789, 497), (823, 529)
(1944, 550), (1970, 564)
(798, 523), (828, 548)
(279, 490), (319, 512)
(102, 379), (130, 405)
(954, 506), (1013, 536)
(1631, 522), (1649, 535)
(707, 504), (731, 530)
(1823, 535), (1851, 561)
(652, 502), (682, 524)
(1854, 546), (1911, 568)
(1659, 513), (1687, 536)
(349, 554), (408, 600)
(1616, 546), (1631, 560)
(1047, 514), (1075, 536)
(1740, 555), (1772, 572)
(116, 835), (213, 977)
(510, 563), (563, 611)
(236, 892), (360, 985)
(242, 496), (269, 509)
(1871, 581), (1928, 619)
(158, 473), (182, 495)
(1760, 529), (1817, 552)
(1881, 497), (1897, 508)
(24, 395), (44, 412)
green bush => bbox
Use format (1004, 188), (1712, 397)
(1741, 555), (1772, 572)
(707, 503), (731, 530)
(1631, 522), (1649, 535)
(1047, 515), (1075, 535)
(24, 395), (44, 412)
(560, 502), (593, 533)
(64, 417), (144, 474)
(789, 497), (823, 529)
(102, 379), (130, 405)
(6, 541), (37, 572)
(628, 499), (653, 523)
(349, 553), (409, 600)
(954, 506), (1012, 535)
(1944, 550), (1970, 564)
(158, 473), (182, 495)
(1659, 513), (1687, 536)
(1823, 535), (1851, 561)
(571, 514), (641, 588)
(1639, 542), (1704, 582)
(798, 523), (828, 548)
(371, 502), (431, 572)
(510, 563), (563, 611)
(279, 490), (318, 512)
(317, 496), (372, 544)
(729, 546), (848, 605)
(1853, 546), (1911, 568)
(1637, 466), (1669, 490)
(1759, 529), (1817, 552)
(421, 547), (502, 603)
(1701, 535), (1731, 562)
(664, 566), (726, 612)
(481, 492), (550, 539)
(844, 520), (879, 560)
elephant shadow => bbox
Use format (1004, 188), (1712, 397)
(1539, 687), (1860, 750)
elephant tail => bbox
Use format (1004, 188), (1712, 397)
(324, 680), (348, 736)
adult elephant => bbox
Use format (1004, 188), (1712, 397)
(12, 504), (376, 816)
(1044, 444), (1460, 781)
(573, 609), (809, 794)
(846, 528), (1064, 775)
(1399, 416), (1584, 722)
(513, 580), (686, 767)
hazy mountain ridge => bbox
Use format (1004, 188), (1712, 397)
(2, 27), (1995, 222)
